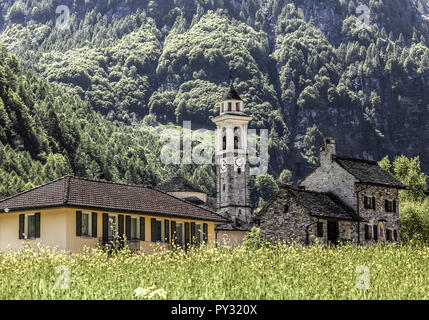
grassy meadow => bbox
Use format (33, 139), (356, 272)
(0, 243), (428, 300)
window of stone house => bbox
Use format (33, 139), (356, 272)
(364, 196), (370, 209)
(385, 200), (398, 213)
(386, 229), (392, 242)
(364, 224), (371, 240)
(394, 230), (398, 242)
(228, 102), (232, 111)
(317, 222), (323, 237)
(364, 196), (376, 210)
(284, 204), (289, 213)
(373, 225), (378, 241)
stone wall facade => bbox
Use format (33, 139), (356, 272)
(258, 189), (313, 244)
(356, 184), (400, 245)
(299, 161), (358, 210)
(257, 188), (360, 245)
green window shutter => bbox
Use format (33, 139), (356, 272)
(185, 222), (190, 248)
(126, 216), (131, 240)
(19, 214), (25, 239)
(191, 222), (196, 245)
(203, 223), (208, 243)
(102, 213), (109, 239)
(171, 221), (176, 244)
(118, 215), (124, 238)
(164, 220), (170, 243)
(76, 211), (82, 237)
(35, 213), (40, 239)
(372, 197), (376, 210)
(140, 217), (145, 241)
(92, 213), (97, 238)
(151, 218), (157, 242)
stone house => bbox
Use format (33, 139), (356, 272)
(256, 138), (406, 245)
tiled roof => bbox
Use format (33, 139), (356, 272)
(0, 176), (228, 223)
(155, 175), (205, 194)
(222, 83), (242, 101)
(334, 155), (406, 189)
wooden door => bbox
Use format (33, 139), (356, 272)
(327, 221), (339, 245)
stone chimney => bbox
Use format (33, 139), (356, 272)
(320, 137), (336, 168)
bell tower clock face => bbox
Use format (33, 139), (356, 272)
(235, 157), (244, 168)
(220, 159), (227, 173)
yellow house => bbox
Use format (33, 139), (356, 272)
(0, 176), (229, 253)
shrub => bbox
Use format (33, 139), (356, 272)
(242, 227), (262, 249)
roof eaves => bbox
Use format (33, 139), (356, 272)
(355, 181), (406, 189)
(253, 187), (286, 219)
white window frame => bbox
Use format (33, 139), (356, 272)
(155, 219), (165, 243)
(108, 214), (118, 239)
(130, 216), (140, 240)
(195, 223), (203, 245)
(175, 222), (185, 245)
(24, 213), (36, 239)
(81, 212), (92, 237)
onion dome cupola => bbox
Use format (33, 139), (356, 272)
(219, 80), (244, 115)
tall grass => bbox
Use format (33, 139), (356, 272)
(0, 243), (428, 300)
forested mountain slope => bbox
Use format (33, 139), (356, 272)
(0, 0), (428, 201)
(0, 45), (214, 198)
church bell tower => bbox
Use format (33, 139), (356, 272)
(212, 81), (252, 228)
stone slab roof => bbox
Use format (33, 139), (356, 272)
(256, 186), (362, 222)
(0, 176), (228, 223)
(334, 155), (406, 189)
(155, 175), (205, 194)
(290, 188), (362, 221)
